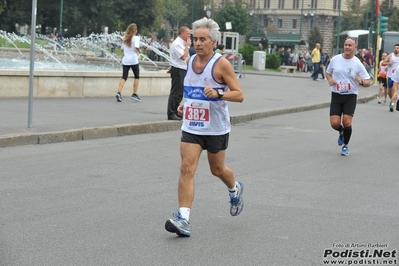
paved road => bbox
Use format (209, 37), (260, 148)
(1, 100), (398, 266)
(0, 70), (378, 148)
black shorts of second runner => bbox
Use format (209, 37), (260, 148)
(181, 131), (229, 154)
(122, 64), (140, 81)
(378, 76), (387, 88)
(330, 92), (357, 117)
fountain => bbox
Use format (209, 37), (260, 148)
(0, 31), (171, 98)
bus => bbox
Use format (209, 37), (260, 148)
(381, 31), (399, 55)
(332, 29), (369, 55)
(357, 31), (376, 50)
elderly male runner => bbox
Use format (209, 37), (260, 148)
(326, 37), (370, 156)
(165, 18), (245, 237)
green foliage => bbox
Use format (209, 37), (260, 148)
(157, 28), (166, 40)
(340, 0), (399, 32)
(266, 53), (280, 69)
(164, 0), (190, 33)
(307, 27), (323, 50)
(0, 0), (165, 37)
(214, 4), (252, 35)
(0, 0), (5, 14)
(239, 43), (256, 65)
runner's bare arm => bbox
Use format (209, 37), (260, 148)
(212, 58), (244, 103)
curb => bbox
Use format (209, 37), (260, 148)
(0, 94), (377, 149)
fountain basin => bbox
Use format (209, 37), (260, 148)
(0, 69), (171, 98)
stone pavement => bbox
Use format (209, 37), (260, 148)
(0, 70), (378, 148)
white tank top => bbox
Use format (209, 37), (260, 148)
(388, 53), (399, 78)
(181, 53), (231, 135)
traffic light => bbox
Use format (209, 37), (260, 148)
(380, 15), (389, 34)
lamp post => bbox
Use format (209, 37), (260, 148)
(191, 0), (194, 26)
(303, 5), (314, 34)
(204, 4), (212, 18)
(335, 0), (341, 54)
(299, 0), (304, 38)
(59, 0), (63, 34)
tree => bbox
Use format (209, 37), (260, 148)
(307, 26), (323, 50)
(0, 0), (6, 14)
(380, 0), (399, 31)
(340, 0), (368, 31)
(0, 0), (32, 33)
(214, 4), (252, 35)
(339, 0), (399, 32)
(164, 0), (190, 34)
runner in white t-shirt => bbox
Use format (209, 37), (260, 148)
(326, 37), (370, 156)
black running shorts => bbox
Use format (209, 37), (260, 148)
(122, 64), (140, 80)
(181, 131), (229, 154)
(378, 76), (387, 88)
(330, 92), (357, 117)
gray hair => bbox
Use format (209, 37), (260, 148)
(192, 17), (221, 41)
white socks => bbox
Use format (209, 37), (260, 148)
(228, 182), (238, 198)
(179, 207), (190, 221)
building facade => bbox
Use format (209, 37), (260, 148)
(213, 0), (373, 54)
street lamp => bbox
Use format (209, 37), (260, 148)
(303, 5), (314, 32)
(59, 0), (63, 34)
(204, 5), (212, 18)
(299, 0), (304, 38)
(336, 0), (341, 54)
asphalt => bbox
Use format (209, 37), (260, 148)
(0, 69), (378, 148)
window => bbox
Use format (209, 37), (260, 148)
(311, 0), (318, 9)
(264, 18), (269, 27)
(333, 0), (339, 9)
(249, 0), (255, 8)
(292, 19), (297, 28)
(334, 21), (338, 29)
(292, 0), (299, 9)
(264, 0), (270, 8)
(278, 0), (285, 9)
(310, 20), (314, 28)
(278, 19), (283, 28)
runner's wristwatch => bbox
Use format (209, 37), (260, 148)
(217, 89), (224, 98)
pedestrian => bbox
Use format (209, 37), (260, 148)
(215, 43), (225, 54)
(167, 26), (192, 120)
(355, 49), (365, 65)
(267, 44), (275, 54)
(48, 33), (57, 50)
(283, 47), (292, 66)
(311, 43), (321, 81)
(364, 47), (374, 72)
(305, 49), (313, 73)
(297, 51), (304, 72)
(377, 52), (388, 104)
(325, 37), (371, 156)
(324, 53), (330, 69)
(318, 48), (326, 80)
(189, 42), (196, 57)
(381, 44), (399, 111)
(258, 42), (264, 51)
(164, 17), (245, 237)
(115, 23), (142, 103)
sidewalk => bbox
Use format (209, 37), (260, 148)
(0, 70), (378, 148)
